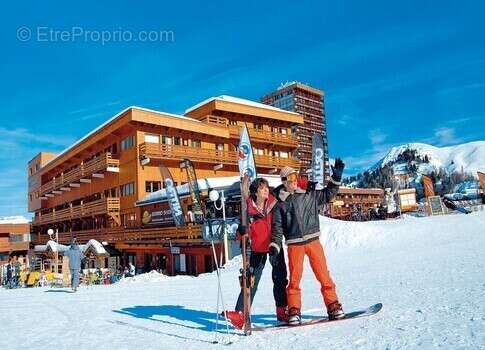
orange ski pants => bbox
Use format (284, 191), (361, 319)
(287, 239), (339, 311)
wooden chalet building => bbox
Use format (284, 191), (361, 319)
(28, 96), (303, 275)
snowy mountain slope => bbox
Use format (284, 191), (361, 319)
(373, 141), (485, 175)
(1, 213), (485, 349)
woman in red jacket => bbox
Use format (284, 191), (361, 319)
(225, 177), (288, 329)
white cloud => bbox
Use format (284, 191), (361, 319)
(434, 127), (457, 145)
(368, 129), (388, 146)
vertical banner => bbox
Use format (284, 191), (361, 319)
(181, 158), (205, 223)
(422, 175), (435, 198)
(238, 124), (257, 182)
(311, 133), (324, 186)
(478, 171), (485, 190)
(160, 164), (185, 227)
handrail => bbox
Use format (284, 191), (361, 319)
(33, 198), (120, 225)
(33, 224), (204, 245)
(40, 153), (119, 196)
(139, 143), (299, 168)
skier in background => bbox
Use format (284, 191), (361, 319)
(224, 176), (288, 329)
(270, 159), (346, 325)
(64, 237), (84, 292)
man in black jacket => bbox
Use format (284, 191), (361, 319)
(270, 159), (345, 325)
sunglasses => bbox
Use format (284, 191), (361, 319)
(282, 173), (298, 182)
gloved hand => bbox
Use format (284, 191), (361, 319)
(238, 225), (248, 236)
(331, 158), (345, 182)
(306, 181), (318, 192)
(268, 245), (279, 267)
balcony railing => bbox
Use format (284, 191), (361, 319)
(228, 125), (298, 146)
(201, 115), (298, 146)
(32, 224), (203, 246)
(33, 198), (120, 226)
(40, 153), (119, 196)
(10, 241), (30, 251)
(139, 143), (299, 169)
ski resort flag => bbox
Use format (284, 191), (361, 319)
(422, 175), (435, 198)
(311, 133), (325, 186)
(160, 164), (185, 227)
(238, 124), (257, 182)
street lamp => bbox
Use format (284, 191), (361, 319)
(209, 189), (229, 265)
(47, 228), (59, 274)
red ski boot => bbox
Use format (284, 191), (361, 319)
(223, 310), (244, 330)
(276, 306), (288, 323)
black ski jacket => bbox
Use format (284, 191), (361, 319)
(270, 180), (339, 251)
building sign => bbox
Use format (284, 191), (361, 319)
(428, 196), (444, 216)
(141, 208), (174, 227)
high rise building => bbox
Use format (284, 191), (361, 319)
(261, 82), (329, 181)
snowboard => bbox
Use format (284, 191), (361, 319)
(251, 303), (382, 332)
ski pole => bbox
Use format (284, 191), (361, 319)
(211, 240), (230, 341)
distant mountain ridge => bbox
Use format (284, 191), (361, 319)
(371, 141), (485, 175)
(345, 141), (485, 196)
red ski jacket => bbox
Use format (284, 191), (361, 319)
(245, 194), (277, 253)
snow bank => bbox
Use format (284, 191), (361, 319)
(118, 270), (171, 284)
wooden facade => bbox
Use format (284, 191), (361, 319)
(29, 99), (303, 275)
(0, 223), (31, 263)
(328, 187), (385, 220)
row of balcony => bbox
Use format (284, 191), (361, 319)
(139, 143), (300, 169)
(202, 115), (298, 147)
(40, 153), (120, 197)
(32, 224), (203, 246)
(33, 198), (120, 226)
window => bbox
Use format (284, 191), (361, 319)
(254, 123), (263, 130)
(145, 181), (162, 193)
(121, 182), (135, 196)
(280, 151), (289, 158)
(104, 143), (118, 154)
(280, 128), (288, 135)
(145, 134), (160, 144)
(228, 120), (238, 126)
(183, 139), (189, 146)
(216, 143), (224, 151)
(162, 135), (172, 145)
(121, 135), (134, 150)
(255, 148), (264, 155)
(173, 137), (181, 146)
(191, 140), (201, 148)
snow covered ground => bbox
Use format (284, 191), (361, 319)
(1, 213), (484, 350)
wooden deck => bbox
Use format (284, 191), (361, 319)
(40, 153), (119, 196)
(32, 224), (204, 246)
(33, 198), (120, 225)
(139, 143), (299, 169)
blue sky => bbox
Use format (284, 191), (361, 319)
(1, 0), (484, 218)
